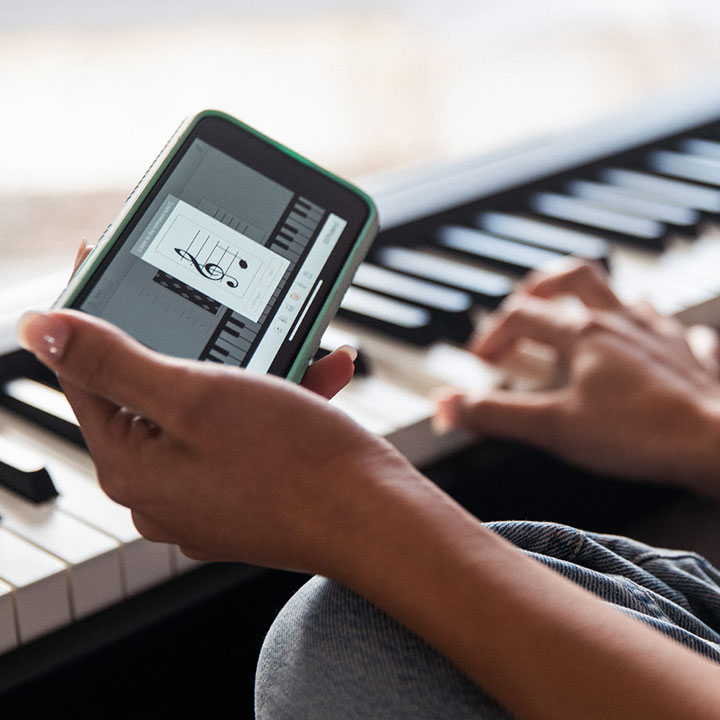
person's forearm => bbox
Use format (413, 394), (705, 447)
(334, 473), (720, 720)
(690, 395), (720, 496)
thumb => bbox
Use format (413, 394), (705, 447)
(434, 388), (564, 448)
(16, 310), (186, 432)
(300, 345), (356, 399)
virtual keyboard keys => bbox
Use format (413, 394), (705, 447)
(0, 435), (57, 503)
(567, 180), (700, 228)
(0, 527), (71, 643)
(351, 263), (474, 343)
(376, 246), (512, 305)
(339, 286), (437, 345)
(649, 149), (720, 187)
(600, 167), (720, 213)
(530, 191), (666, 244)
(436, 225), (564, 273)
(476, 212), (609, 260)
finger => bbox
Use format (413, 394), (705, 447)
(433, 388), (564, 449)
(58, 376), (121, 452)
(629, 300), (686, 341)
(72, 238), (89, 269)
(71, 239), (97, 277)
(300, 346), (356, 399)
(522, 259), (622, 310)
(17, 310), (188, 432)
(687, 324), (720, 377)
(470, 296), (589, 361)
(131, 510), (173, 544)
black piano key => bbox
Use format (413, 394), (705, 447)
(0, 439), (58, 503)
(352, 264), (474, 343)
(436, 225), (565, 274)
(338, 286), (438, 345)
(376, 246), (512, 306)
(567, 179), (699, 228)
(0, 378), (85, 448)
(681, 138), (720, 161)
(648, 149), (720, 187)
(476, 212), (609, 261)
(600, 167), (720, 213)
(530, 191), (666, 244)
(0, 459), (58, 503)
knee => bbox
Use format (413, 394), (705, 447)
(254, 576), (371, 719)
(254, 576), (506, 720)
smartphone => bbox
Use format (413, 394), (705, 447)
(54, 110), (378, 382)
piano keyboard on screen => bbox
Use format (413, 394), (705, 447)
(5, 76), (720, 684)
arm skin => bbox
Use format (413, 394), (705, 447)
(17, 308), (720, 720)
(435, 259), (720, 496)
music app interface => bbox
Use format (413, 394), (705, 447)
(79, 139), (347, 372)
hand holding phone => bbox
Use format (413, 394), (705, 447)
(56, 110), (377, 382)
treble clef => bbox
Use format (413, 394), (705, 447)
(174, 248), (240, 288)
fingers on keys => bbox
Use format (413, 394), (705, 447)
(521, 258), (622, 309)
(433, 387), (563, 447)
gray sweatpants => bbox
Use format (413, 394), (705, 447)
(255, 521), (720, 719)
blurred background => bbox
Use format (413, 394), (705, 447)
(2, 0), (720, 286)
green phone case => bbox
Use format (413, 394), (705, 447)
(54, 110), (378, 383)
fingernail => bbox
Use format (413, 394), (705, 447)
(17, 312), (70, 365)
(432, 392), (464, 434)
(336, 344), (358, 362)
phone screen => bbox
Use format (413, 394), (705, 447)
(69, 116), (372, 376)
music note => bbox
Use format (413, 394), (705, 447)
(173, 248), (242, 288)
(140, 199), (290, 322)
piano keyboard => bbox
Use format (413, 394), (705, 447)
(5, 77), (720, 681)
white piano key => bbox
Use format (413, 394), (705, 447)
(320, 326), (361, 352)
(329, 388), (396, 436)
(3, 378), (78, 426)
(341, 286), (431, 329)
(0, 578), (18, 653)
(611, 256), (715, 315)
(0, 417), (175, 596)
(337, 377), (433, 428)
(0, 486), (123, 618)
(531, 191), (664, 240)
(422, 344), (504, 392)
(0, 527), (70, 643)
(601, 167), (720, 212)
(49, 462), (174, 595)
(567, 179), (699, 226)
(654, 237), (720, 295)
(682, 138), (720, 161)
(354, 263), (473, 312)
(649, 149), (720, 187)
(477, 211), (609, 259)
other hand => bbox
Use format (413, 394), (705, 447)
(435, 260), (720, 494)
